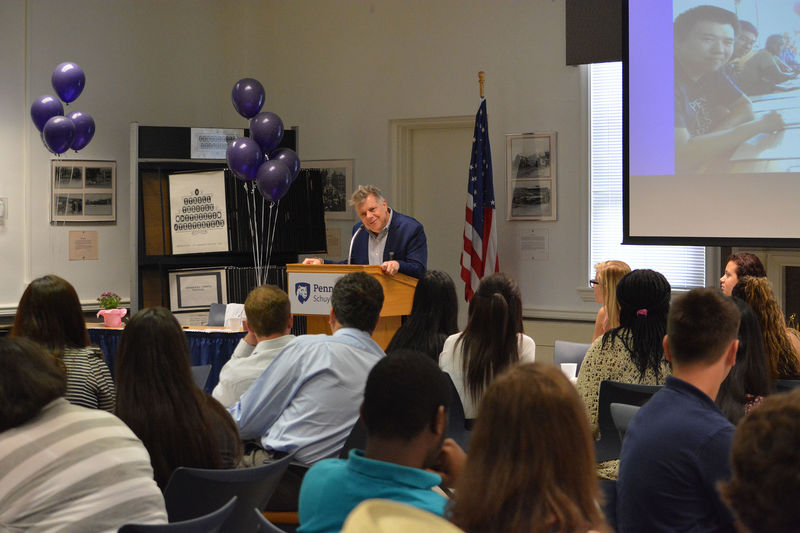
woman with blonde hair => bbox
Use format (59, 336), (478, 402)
(733, 276), (800, 380)
(449, 363), (608, 533)
(591, 260), (631, 341)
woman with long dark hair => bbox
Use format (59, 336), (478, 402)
(386, 270), (458, 361)
(733, 276), (800, 379)
(115, 307), (242, 489)
(576, 269), (671, 479)
(438, 273), (535, 418)
(449, 364), (608, 533)
(11, 274), (115, 411)
(716, 298), (772, 424)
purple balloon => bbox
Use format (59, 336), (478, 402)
(30, 95), (64, 132)
(226, 137), (265, 181)
(68, 111), (95, 151)
(42, 116), (76, 155)
(255, 160), (292, 203)
(269, 147), (300, 181)
(231, 78), (265, 119)
(52, 62), (85, 104)
(250, 112), (284, 154)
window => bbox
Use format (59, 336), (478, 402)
(589, 61), (706, 289)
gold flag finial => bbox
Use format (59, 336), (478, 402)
(478, 71), (485, 99)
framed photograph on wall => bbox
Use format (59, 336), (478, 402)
(299, 159), (354, 220)
(505, 133), (557, 221)
(51, 160), (116, 222)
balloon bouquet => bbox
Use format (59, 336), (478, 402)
(226, 78), (301, 285)
(30, 62), (95, 155)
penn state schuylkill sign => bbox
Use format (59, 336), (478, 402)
(287, 272), (345, 315)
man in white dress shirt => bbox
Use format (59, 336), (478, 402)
(212, 284), (295, 408)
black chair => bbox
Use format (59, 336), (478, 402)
(610, 402), (640, 443)
(190, 364), (213, 390)
(119, 496), (237, 533)
(253, 508), (286, 533)
(444, 374), (471, 450)
(338, 417), (368, 458)
(553, 340), (591, 375)
(595, 381), (661, 462)
(776, 379), (800, 393)
(163, 453), (295, 533)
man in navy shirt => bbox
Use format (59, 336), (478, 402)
(617, 288), (740, 533)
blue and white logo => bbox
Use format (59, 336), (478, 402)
(295, 282), (311, 304)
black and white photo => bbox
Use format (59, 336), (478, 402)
(51, 160), (116, 222)
(506, 133), (557, 221)
(300, 159), (354, 220)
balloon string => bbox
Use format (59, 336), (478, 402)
(244, 182), (257, 281)
(266, 201), (280, 280)
(252, 185), (262, 285)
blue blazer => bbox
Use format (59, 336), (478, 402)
(343, 210), (427, 278)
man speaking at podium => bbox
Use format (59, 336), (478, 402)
(303, 185), (427, 279)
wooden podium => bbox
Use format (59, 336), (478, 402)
(285, 264), (418, 349)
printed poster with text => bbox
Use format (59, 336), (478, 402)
(168, 171), (229, 254)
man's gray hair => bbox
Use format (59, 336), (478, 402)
(350, 185), (385, 207)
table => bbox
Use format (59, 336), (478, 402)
(88, 325), (246, 392)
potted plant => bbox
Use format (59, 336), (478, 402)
(96, 291), (127, 327)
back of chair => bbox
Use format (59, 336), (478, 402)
(164, 453), (295, 533)
(445, 373), (471, 450)
(610, 402), (640, 443)
(553, 340), (591, 374)
(595, 380), (661, 463)
(776, 379), (800, 393)
(119, 496), (237, 533)
(190, 364), (213, 390)
(208, 303), (227, 327)
(254, 508), (287, 533)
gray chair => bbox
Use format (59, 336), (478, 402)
(163, 453), (295, 533)
(254, 508), (286, 533)
(553, 340), (591, 374)
(190, 364), (213, 390)
(119, 496), (237, 533)
(595, 381), (661, 462)
(610, 402), (640, 443)
(776, 379), (800, 393)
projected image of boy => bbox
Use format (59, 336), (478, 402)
(674, 5), (785, 172)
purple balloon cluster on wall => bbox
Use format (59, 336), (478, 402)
(226, 77), (300, 203)
(30, 62), (95, 155)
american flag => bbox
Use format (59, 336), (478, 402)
(460, 99), (498, 301)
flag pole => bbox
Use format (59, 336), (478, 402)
(478, 71), (485, 99)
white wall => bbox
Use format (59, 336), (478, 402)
(2, 0), (598, 330)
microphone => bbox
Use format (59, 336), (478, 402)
(347, 224), (364, 265)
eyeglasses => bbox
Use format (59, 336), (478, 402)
(589, 279), (600, 287)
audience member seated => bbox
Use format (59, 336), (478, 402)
(720, 389), (800, 533)
(230, 271), (385, 465)
(386, 270), (459, 362)
(11, 274), (115, 411)
(212, 284), (295, 407)
(449, 363), (609, 533)
(115, 307), (242, 489)
(719, 251), (766, 296)
(716, 297), (772, 424)
(0, 337), (166, 529)
(617, 288), (740, 533)
(576, 268), (671, 479)
(733, 275), (800, 379)
(725, 20), (759, 78)
(673, 6), (784, 173)
(299, 350), (465, 533)
(438, 273), (535, 419)
(591, 260), (631, 341)
(737, 34), (797, 95)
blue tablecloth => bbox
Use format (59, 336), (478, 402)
(88, 327), (246, 393)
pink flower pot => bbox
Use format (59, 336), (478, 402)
(97, 308), (127, 327)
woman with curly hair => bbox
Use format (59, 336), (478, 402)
(115, 307), (242, 489)
(732, 276), (800, 380)
(449, 364), (609, 533)
(591, 260), (631, 341)
(11, 274), (115, 411)
(576, 269), (672, 479)
(720, 252), (766, 296)
(439, 273), (535, 419)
